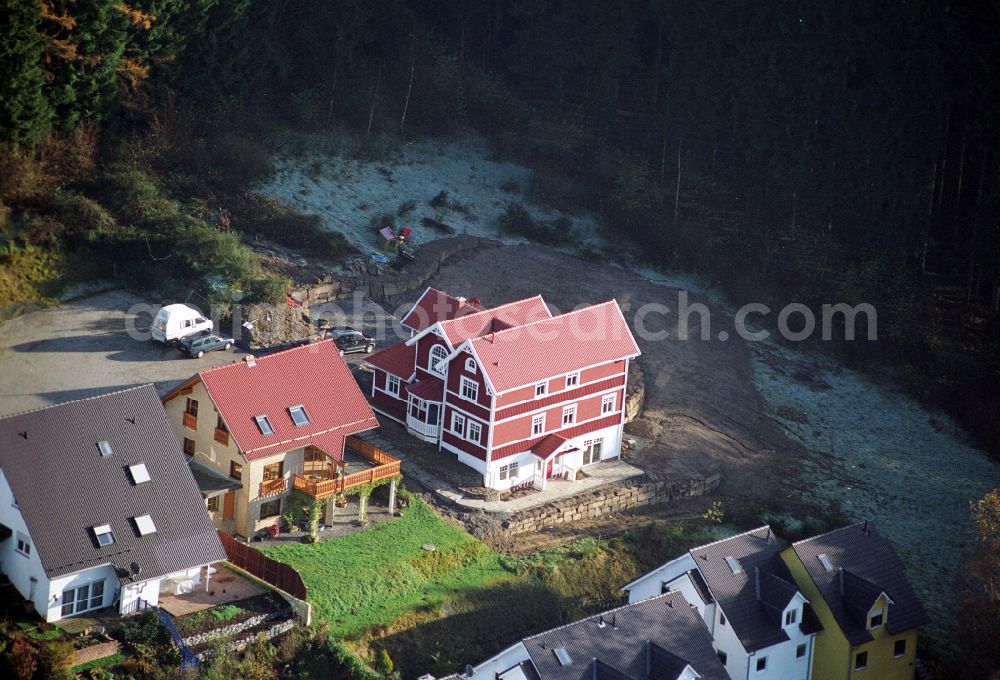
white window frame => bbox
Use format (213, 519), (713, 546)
(460, 377), (479, 402)
(785, 608), (797, 626)
(134, 514), (157, 536)
(509, 461), (519, 479)
(532, 413), (545, 435)
(465, 357), (477, 373)
(387, 374), (401, 396)
(61, 580), (105, 617)
(796, 643), (807, 659)
(451, 412), (466, 437)
(583, 437), (603, 465)
(855, 651), (868, 671)
(128, 463), (151, 485)
(566, 372), (580, 388)
(562, 404), (577, 426)
(429, 344), (449, 375)
(93, 524), (115, 546)
(535, 382), (548, 397)
(467, 420), (482, 444)
(15, 533), (31, 557)
(756, 656), (767, 672)
(601, 393), (615, 414)
(869, 608), (884, 629)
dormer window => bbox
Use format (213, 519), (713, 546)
(97, 441), (113, 457)
(288, 405), (310, 427)
(255, 414), (274, 435)
(566, 372), (580, 388)
(429, 344), (449, 375)
(869, 608), (884, 629)
(725, 556), (742, 575)
(93, 524), (115, 546)
(535, 382), (548, 397)
(784, 608), (798, 626)
(133, 515), (156, 536)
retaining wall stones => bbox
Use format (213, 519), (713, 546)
(624, 361), (644, 424)
(194, 619), (296, 661)
(181, 612), (274, 648)
(500, 472), (721, 535)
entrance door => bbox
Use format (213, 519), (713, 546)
(546, 459), (553, 478)
(222, 491), (235, 520)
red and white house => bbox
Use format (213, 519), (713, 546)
(366, 287), (640, 491)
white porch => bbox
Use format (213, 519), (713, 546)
(404, 377), (444, 443)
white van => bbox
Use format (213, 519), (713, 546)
(151, 304), (213, 344)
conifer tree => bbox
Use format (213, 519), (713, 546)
(0, 0), (53, 146)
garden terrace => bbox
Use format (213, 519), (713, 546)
(292, 436), (401, 499)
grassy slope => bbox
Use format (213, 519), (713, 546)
(262, 500), (514, 640)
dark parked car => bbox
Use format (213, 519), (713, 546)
(330, 327), (375, 355)
(178, 331), (234, 358)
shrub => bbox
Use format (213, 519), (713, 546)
(238, 196), (350, 260)
(36, 638), (75, 680)
(396, 200), (417, 217)
(368, 211), (396, 231)
(497, 203), (576, 246)
(5, 637), (38, 680)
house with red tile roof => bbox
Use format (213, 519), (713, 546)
(163, 340), (383, 538)
(366, 289), (640, 491)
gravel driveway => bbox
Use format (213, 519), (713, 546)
(0, 290), (247, 417)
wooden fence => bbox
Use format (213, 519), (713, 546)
(217, 530), (307, 600)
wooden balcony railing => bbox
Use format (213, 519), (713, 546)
(182, 412), (198, 430)
(259, 477), (287, 497)
(292, 438), (401, 499)
(213, 428), (229, 445)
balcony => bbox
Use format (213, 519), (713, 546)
(183, 412), (198, 430)
(259, 477), (287, 497)
(292, 437), (401, 499)
(213, 428), (229, 446)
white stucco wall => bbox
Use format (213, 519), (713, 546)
(0, 471), (52, 618)
(625, 552), (700, 603)
(46, 565), (120, 622)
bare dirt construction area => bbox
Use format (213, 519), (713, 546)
(400, 243), (805, 505)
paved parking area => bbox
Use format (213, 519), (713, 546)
(0, 290), (247, 417)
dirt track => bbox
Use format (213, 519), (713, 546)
(403, 244), (805, 504)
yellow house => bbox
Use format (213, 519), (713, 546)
(781, 522), (930, 680)
(163, 340), (381, 538)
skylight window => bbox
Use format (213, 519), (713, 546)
(725, 556), (743, 575)
(553, 647), (573, 666)
(128, 463), (151, 484)
(97, 441), (113, 457)
(818, 553), (834, 572)
(134, 515), (157, 536)
(93, 524), (115, 546)
(255, 414), (274, 435)
(288, 405), (310, 427)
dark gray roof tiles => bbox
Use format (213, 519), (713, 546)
(0, 385), (226, 581)
(791, 522), (930, 646)
(522, 591), (728, 680)
(688, 526), (801, 652)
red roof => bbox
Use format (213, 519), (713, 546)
(469, 300), (639, 393)
(532, 434), (570, 458)
(492, 414), (622, 460)
(407, 376), (444, 402)
(365, 341), (416, 379)
(198, 340), (378, 461)
(401, 287), (481, 333)
(437, 295), (551, 345)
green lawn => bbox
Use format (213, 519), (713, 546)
(262, 500), (516, 639)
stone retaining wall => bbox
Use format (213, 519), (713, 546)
(182, 611), (274, 648)
(500, 472), (721, 535)
(624, 361), (644, 423)
(194, 619), (296, 661)
(71, 640), (119, 668)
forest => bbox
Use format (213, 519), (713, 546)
(2, 1), (1000, 676)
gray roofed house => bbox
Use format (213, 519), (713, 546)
(0, 385), (226, 622)
(789, 522), (930, 648)
(466, 592), (728, 680)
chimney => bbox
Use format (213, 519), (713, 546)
(244, 354), (256, 367)
(862, 520), (870, 536)
(18, 431), (28, 440)
(754, 567), (761, 601)
(611, 614), (617, 630)
(765, 526), (772, 542)
(838, 568), (845, 595)
(456, 296), (467, 308)
(598, 615), (605, 628)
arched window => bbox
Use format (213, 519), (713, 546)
(465, 357), (476, 373)
(429, 344), (449, 374)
